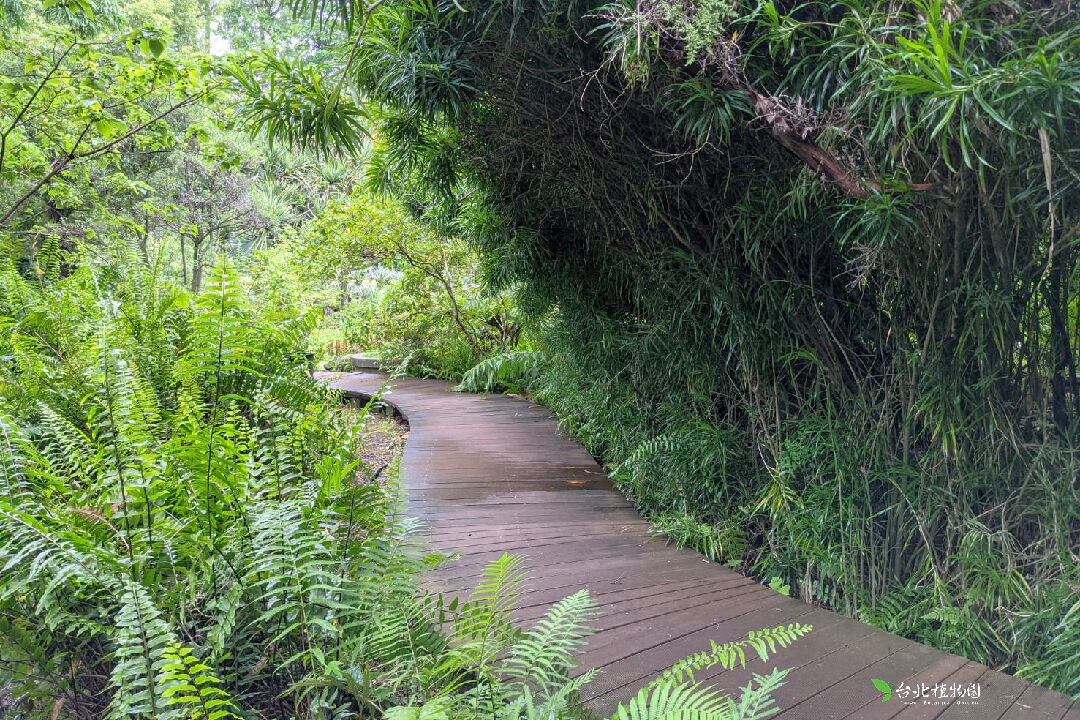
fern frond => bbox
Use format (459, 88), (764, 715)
(0, 500), (115, 623)
(616, 678), (732, 720)
(454, 553), (525, 643)
(503, 588), (596, 694)
(502, 671), (596, 720)
(656, 623), (812, 686)
(0, 413), (34, 501)
(731, 669), (789, 720)
(108, 581), (183, 720)
(175, 265), (262, 395)
(36, 401), (102, 493)
(160, 642), (240, 720)
(456, 351), (544, 393)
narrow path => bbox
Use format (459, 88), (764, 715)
(330, 372), (1079, 720)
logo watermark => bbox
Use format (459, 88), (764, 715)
(871, 679), (981, 706)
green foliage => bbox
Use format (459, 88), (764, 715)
(766, 577), (789, 598)
(662, 78), (752, 148)
(0, 19), (212, 230)
(2, 0), (829, 716)
(614, 623), (811, 720)
(229, 50), (370, 157)
(654, 0), (739, 67)
(218, 0), (343, 57)
(266, 0), (1080, 697)
(21, 0), (1077, 706)
(657, 623), (812, 686)
(0, 246), (422, 717)
(293, 191), (525, 378)
(0, 242), (815, 719)
(1017, 597), (1080, 697)
(649, 513), (747, 567)
(456, 350), (543, 393)
(159, 644), (238, 720)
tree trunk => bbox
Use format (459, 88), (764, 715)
(180, 233), (188, 288)
(191, 237), (204, 293)
(139, 211), (150, 265)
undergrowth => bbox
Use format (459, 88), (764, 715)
(460, 339), (1080, 697)
(0, 245), (421, 717)
(0, 246), (813, 719)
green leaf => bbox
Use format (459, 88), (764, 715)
(94, 118), (127, 139)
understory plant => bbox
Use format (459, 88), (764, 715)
(386, 552), (813, 720)
(0, 245), (812, 719)
(0, 245), (422, 718)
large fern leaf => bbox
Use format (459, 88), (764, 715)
(456, 351), (544, 393)
(503, 588), (596, 694)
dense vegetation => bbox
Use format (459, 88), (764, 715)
(294, 192), (524, 378)
(0, 0), (814, 717)
(2, 0), (1078, 713)
(0, 209), (810, 720)
(236, 0), (1080, 697)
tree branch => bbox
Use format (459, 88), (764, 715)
(752, 91), (935, 199)
(0, 40), (78, 176)
(0, 91), (207, 227)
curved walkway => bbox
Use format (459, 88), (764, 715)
(330, 372), (1078, 720)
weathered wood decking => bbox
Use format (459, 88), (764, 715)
(330, 372), (1079, 720)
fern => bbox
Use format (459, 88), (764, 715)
(0, 499), (114, 629)
(108, 582), (181, 720)
(0, 252), (419, 718)
(503, 672), (597, 720)
(0, 412), (34, 501)
(36, 401), (102, 493)
(655, 624), (813, 686)
(385, 697), (452, 720)
(454, 552), (525, 646)
(456, 350), (544, 393)
(730, 669), (790, 720)
(503, 589), (596, 695)
(618, 681), (732, 720)
(613, 626), (812, 720)
(160, 643), (240, 720)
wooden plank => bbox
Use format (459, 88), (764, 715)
(426, 540), (687, 585)
(998, 682), (1074, 720)
(888, 662), (990, 719)
(515, 574), (758, 622)
(837, 653), (969, 719)
(775, 639), (940, 719)
(935, 666), (1030, 720)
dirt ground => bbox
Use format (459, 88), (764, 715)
(319, 371), (410, 482)
(356, 413), (409, 482)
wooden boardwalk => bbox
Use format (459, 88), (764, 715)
(330, 372), (1079, 720)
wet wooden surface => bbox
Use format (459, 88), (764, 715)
(329, 372), (1079, 720)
